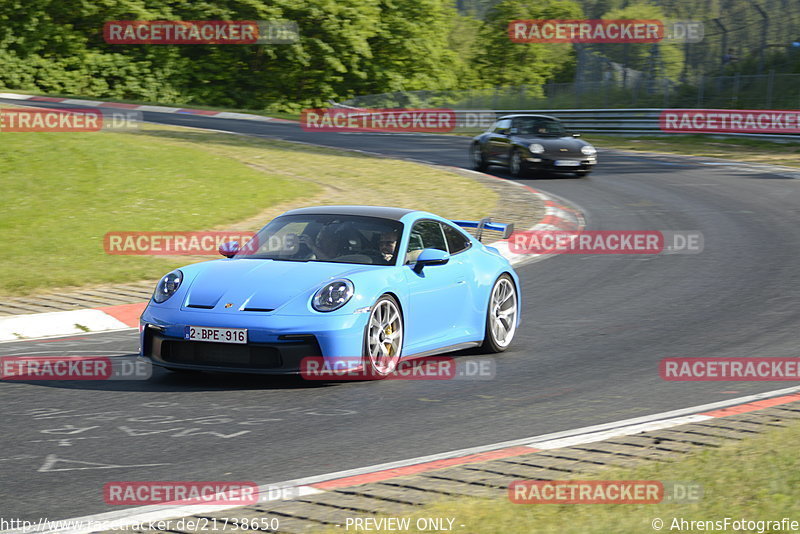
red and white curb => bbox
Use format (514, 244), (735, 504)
(0, 303), (145, 342)
(448, 167), (585, 267)
(494, 190), (585, 266)
(0, 93), (294, 123)
(22, 385), (800, 534)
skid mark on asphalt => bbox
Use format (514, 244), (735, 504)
(3, 403), (360, 475)
(37, 454), (170, 472)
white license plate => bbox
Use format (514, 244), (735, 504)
(555, 160), (581, 167)
(185, 326), (247, 344)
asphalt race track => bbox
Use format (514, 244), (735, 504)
(2, 100), (800, 522)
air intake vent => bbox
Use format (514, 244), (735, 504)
(242, 307), (274, 312)
(186, 304), (214, 309)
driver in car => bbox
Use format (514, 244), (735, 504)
(379, 230), (399, 263)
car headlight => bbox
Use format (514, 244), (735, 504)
(581, 145), (597, 156)
(312, 279), (354, 312)
(528, 143), (545, 154)
(153, 270), (182, 303)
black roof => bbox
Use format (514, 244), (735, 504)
(497, 113), (560, 121)
(281, 205), (415, 221)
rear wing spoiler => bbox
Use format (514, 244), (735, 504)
(452, 218), (515, 242)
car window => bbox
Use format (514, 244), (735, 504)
(241, 214), (403, 265)
(405, 220), (447, 263)
(442, 223), (471, 254)
(516, 117), (567, 136)
(493, 119), (512, 133)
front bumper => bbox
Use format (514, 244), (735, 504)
(142, 328), (321, 374)
(525, 155), (596, 172)
(139, 305), (367, 374)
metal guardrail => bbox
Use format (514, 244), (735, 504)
(459, 108), (800, 140)
(492, 108), (663, 134)
(330, 102), (800, 140)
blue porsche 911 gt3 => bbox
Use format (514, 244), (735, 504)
(139, 206), (521, 376)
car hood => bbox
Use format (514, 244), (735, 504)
(183, 259), (380, 311)
(516, 135), (587, 152)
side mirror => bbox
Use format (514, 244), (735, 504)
(509, 127), (519, 134)
(412, 248), (450, 273)
(219, 241), (240, 258)
(572, 133), (581, 138)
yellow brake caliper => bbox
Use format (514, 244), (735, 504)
(384, 325), (394, 356)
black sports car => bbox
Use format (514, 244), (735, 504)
(470, 114), (597, 177)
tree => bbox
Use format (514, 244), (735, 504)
(471, 0), (584, 90)
(600, 3), (685, 81)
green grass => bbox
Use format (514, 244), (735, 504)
(1, 116), (497, 296)
(588, 134), (800, 168)
(0, 128), (310, 295)
(320, 419), (800, 534)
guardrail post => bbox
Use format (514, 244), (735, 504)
(622, 44), (629, 89)
(697, 74), (704, 106)
(766, 69), (775, 108)
(753, 3), (769, 75)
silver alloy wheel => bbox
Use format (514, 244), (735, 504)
(489, 277), (517, 348)
(510, 151), (521, 175)
(472, 144), (484, 166)
(366, 298), (403, 375)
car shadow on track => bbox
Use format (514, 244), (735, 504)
(481, 165), (587, 181)
(6, 348), (499, 392)
(3, 366), (323, 392)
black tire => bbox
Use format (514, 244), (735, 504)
(508, 149), (527, 178)
(471, 143), (488, 171)
(480, 274), (518, 353)
(362, 294), (404, 378)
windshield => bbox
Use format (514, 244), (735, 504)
(237, 214), (404, 265)
(515, 117), (568, 137)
